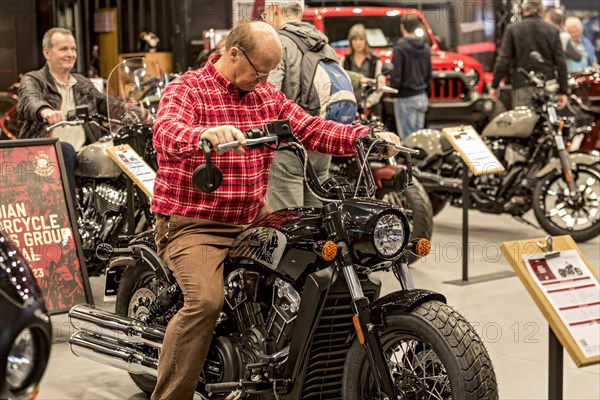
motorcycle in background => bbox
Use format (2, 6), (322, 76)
(568, 67), (600, 160)
(330, 76), (434, 265)
(405, 52), (600, 242)
(0, 78), (22, 140)
(45, 57), (166, 275)
(68, 120), (498, 399)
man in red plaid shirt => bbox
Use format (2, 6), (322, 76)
(150, 20), (400, 400)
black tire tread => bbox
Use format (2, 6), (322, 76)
(343, 300), (498, 400)
(115, 262), (159, 395)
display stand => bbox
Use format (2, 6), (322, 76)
(500, 235), (600, 399)
(439, 125), (511, 285)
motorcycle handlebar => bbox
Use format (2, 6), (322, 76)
(45, 119), (84, 132)
(517, 67), (544, 88)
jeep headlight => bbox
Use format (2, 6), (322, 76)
(373, 213), (405, 258)
(465, 69), (480, 86)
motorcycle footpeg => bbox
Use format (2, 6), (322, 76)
(205, 381), (242, 393)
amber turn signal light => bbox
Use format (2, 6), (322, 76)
(352, 314), (365, 345)
(313, 240), (338, 261)
(408, 238), (431, 258)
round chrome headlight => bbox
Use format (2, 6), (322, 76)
(6, 328), (36, 390)
(373, 212), (406, 258)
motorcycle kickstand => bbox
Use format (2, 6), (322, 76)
(513, 215), (540, 230)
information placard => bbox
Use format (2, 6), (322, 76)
(0, 139), (93, 313)
(106, 144), (155, 198)
(501, 236), (600, 367)
(441, 125), (505, 176)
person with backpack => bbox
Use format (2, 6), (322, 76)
(263, 0), (358, 210)
(390, 14), (432, 139)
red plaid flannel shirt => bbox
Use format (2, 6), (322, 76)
(150, 54), (368, 224)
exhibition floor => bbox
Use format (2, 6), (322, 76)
(38, 206), (600, 400)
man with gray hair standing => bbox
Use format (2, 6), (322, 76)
(262, 0), (352, 210)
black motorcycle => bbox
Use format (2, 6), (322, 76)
(406, 54), (600, 242)
(67, 120), (497, 399)
(0, 229), (52, 400)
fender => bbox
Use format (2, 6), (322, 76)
(370, 289), (446, 325)
(534, 152), (600, 178)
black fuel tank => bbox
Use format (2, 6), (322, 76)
(228, 208), (326, 282)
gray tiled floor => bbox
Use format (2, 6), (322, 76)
(38, 206), (600, 399)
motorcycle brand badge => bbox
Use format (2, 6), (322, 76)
(230, 228), (286, 269)
(247, 230), (278, 264)
(34, 151), (56, 178)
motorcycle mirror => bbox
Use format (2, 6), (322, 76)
(381, 62), (394, 76)
(392, 167), (409, 194)
(530, 51), (544, 64)
(192, 139), (223, 192)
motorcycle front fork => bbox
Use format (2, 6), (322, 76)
(555, 128), (578, 193)
(339, 246), (402, 400)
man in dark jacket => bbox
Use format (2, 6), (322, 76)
(18, 27), (108, 196)
(489, 0), (568, 109)
(390, 14), (432, 139)
(18, 28), (108, 145)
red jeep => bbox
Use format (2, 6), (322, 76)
(303, 6), (496, 130)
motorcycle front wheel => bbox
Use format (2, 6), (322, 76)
(342, 301), (498, 400)
(378, 178), (434, 264)
(115, 262), (165, 395)
(533, 164), (600, 242)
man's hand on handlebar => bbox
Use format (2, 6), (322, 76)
(40, 108), (65, 126)
(374, 131), (402, 158)
(200, 125), (248, 155)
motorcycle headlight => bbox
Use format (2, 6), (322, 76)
(6, 328), (37, 390)
(373, 212), (406, 258)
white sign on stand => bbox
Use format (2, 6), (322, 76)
(441, 125), (505, 176)
(106, 144), (155, 198)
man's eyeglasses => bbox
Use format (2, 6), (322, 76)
(237, 47), (273, 78)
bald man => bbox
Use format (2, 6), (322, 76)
(150, 20), (400, 399)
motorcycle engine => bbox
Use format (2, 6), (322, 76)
(77, 180), (128, 257)
(204, 268), (300, 385)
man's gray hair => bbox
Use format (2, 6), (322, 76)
(42, 27), (74, 49)
(264, 0), (304, 15)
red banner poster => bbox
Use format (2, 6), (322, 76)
(0, 139), (92, 313)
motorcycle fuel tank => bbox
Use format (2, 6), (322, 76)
(229, 209), (322, 283)
(76, 136), (122, 178)
(482, 108), (539, 139)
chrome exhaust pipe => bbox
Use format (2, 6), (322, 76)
(70, 331), (158, 376)
(69, 304), (165, 348)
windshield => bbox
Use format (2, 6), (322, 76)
(105, 57), (169, 133)
(324, 16), (433, 49)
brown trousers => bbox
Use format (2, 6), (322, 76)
(151, 208), (269, 400)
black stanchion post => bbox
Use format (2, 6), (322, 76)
(548, 327), (564, 399)
(126, 179), (135, 235)
(462, 160), (469, 282)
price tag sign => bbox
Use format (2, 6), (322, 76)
(501, 236), (600, 367)
(106, 144), (156, 198)
(442, 125), (505, 176)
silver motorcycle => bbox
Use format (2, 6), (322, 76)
(46, 57), (167, 274)
(405, 53), (599, 242)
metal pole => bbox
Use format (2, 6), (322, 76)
(462, 160), (469, 282)
(548, 327), (563, 400)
